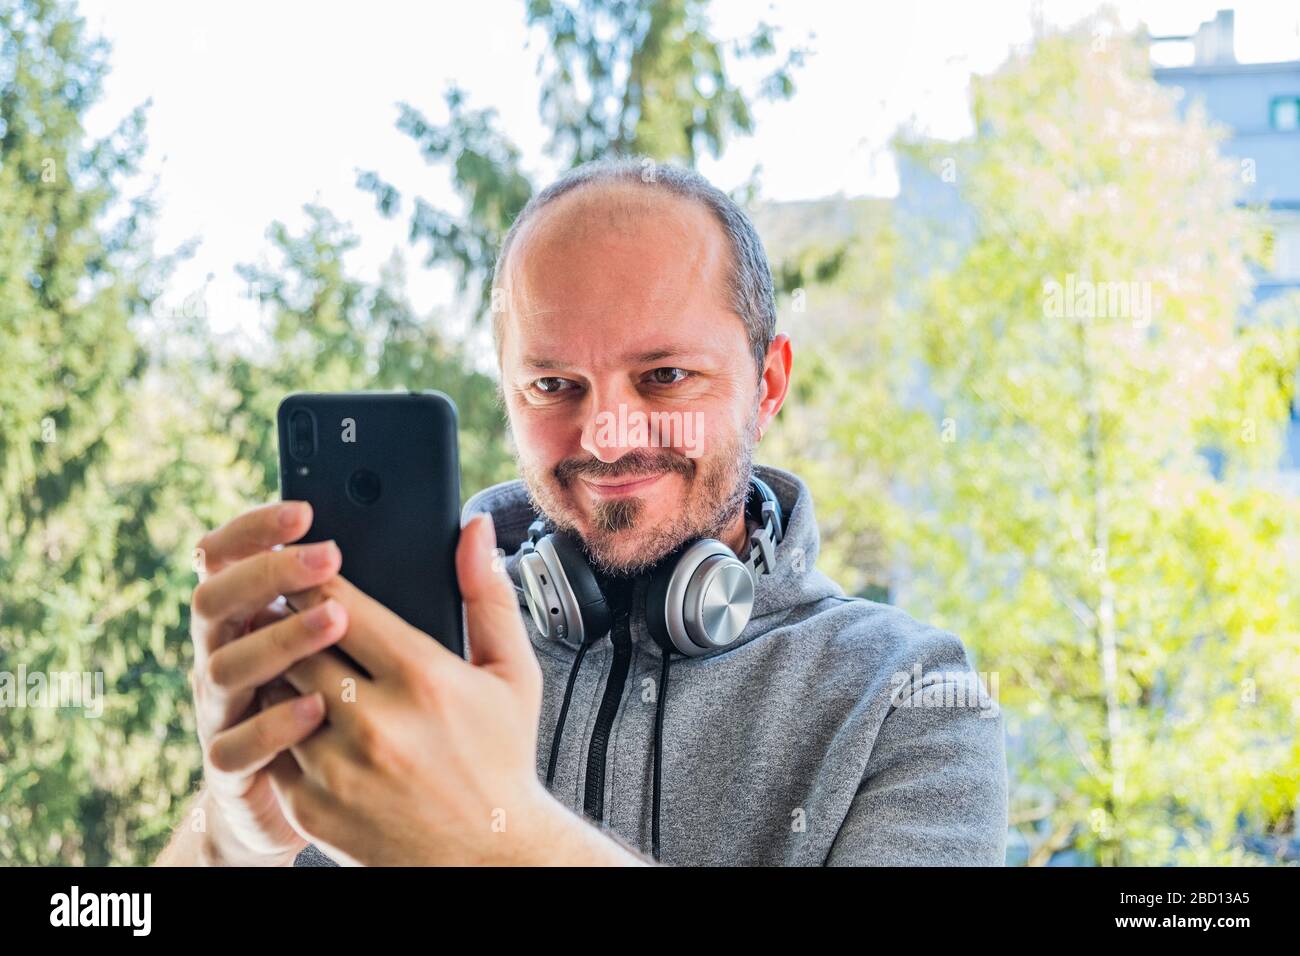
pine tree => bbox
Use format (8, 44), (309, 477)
(0, 0), (197, 863)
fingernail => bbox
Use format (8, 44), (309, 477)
(293, 693), (323, 722)
(299, 540), (338, 569)
(302, 600), (339, 631)
(280, 501), (307, 528)
(478, 512), (496, 550)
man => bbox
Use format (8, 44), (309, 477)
(157, 158), (1007, 866)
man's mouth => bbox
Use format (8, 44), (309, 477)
(579, 472), (668, 497)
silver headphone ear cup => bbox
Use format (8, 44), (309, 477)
(519, 538), (585, 645)
(663, 540), (755, 655)
(684, 554), (755, 649)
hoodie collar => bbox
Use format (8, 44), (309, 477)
(460, 463), (844, 654)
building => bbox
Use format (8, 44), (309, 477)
(1151, 9), (1300, 305)
(1152, 10), (1300, 476)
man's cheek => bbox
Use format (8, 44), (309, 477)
(516, 417), (576, 467)
(657, 406), (714, 460)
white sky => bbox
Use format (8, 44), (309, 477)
(76, 0), (1300, 340)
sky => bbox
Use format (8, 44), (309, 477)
(75, 0), (1300, 340)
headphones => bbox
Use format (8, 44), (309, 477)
(517, 476), (784, 657)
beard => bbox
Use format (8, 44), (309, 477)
(516, 404), (759, 577)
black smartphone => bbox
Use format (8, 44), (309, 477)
(277, 390), (464, 658)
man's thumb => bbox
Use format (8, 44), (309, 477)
(457, 512), (530, 674)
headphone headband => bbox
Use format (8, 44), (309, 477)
(743, 476), (783, 577)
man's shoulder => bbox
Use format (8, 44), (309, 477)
(775, 593), (980, 688)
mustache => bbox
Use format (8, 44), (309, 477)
(553, 448), (695, 486)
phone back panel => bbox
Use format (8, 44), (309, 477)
(277, 391), (463, 657)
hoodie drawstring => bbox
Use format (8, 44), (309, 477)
(545, 638), (590, 788)
(543, 638), (673, 864)
(651, 650), (672, 863)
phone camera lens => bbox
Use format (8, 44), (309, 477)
(289, 410), (315, 461)
(347, 468), (382, 506)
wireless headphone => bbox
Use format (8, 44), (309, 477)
(517, 475), (784, 657)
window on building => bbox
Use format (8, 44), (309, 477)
(1276, 222), (1300, 281)
(1270, 96), (1300, 131)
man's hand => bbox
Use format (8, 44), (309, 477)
(267, 512), (647, 865)
(182, 501), (349, 866)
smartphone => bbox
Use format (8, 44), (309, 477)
(277, 390), (464, 658)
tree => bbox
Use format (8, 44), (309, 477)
(787, 16), (1300, 864)
(223, 204), (515, 499)
(0, 0), (792, 865)
(357, 0), (805, 325)
(0, 0), (206, 864)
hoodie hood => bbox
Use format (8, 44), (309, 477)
(460, 463), (845, 656)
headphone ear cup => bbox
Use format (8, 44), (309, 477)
(647, 539), (752, 657)
(548, 531), (613, 642)
(644, 557), (677, 655)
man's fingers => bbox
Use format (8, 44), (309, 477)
(282, 645), (368, 731)
(192, 541), (342, 656)
(247, 597), (291, 633)
(265, 749), (305, 815)
(205, 600), (348, 696)
(195, 501), (313, 577)
(205, 692), (326, 777)
(265, 750), (336, 849)
(457, 513), (535, 680)
(258, 678), (296, 710)
(287, 576), (452, 680)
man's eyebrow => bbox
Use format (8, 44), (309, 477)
(522, 347), (701, 369)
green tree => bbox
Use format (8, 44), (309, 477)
(795, 18), (1300, 864)
(0, 0), (208, 863)
(358, 0), (804, 324)
(222, 205), (514, 500)
(0, 0), (790, 865)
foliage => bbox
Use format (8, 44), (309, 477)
(357, 0), (804, 324)
(781, 17), (1300, 865)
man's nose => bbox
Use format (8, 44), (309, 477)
(579, 382), (652, 463)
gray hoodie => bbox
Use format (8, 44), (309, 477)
(295, 463), (1007, 866)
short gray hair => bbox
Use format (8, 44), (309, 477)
(492, 157), (776, 376)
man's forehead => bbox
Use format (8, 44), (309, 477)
(517, 180), (711, 245)
(506, 186), (725, 293)
(499, 184), (738, 358)
(520, 345), (700, 370)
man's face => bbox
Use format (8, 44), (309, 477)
(498, 184), (763, 575)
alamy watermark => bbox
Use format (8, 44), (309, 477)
(888, 662), (1000, 718)
(0, 666), (105, 718)
(593, 403), (706, 458)
(50, 886), (150, 936)
(1043, 273), (1153, 327)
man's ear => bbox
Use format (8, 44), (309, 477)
(755, 333), (793, 439)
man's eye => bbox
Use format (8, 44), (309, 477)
(647, 367), (689, 386)
(533, 377), (575, 395)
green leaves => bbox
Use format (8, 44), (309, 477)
(360, 0), (804, 327)
(775, 16), (1300, 865)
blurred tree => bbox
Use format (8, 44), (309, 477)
(758, 203), (904, 597)
(0, 0), (207, 863)
(0, 0), (802, 864)
(223, 205), (514, 499)
(528, 0), (799, 166)
(357, 0), (805, 324)
(797, 17), (1300, 864)
(0, 0), (513, 865)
